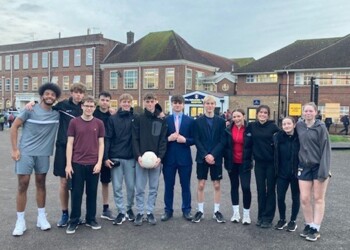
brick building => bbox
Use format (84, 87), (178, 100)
(0, 34), (120, 110)
(234, 34), (350, 123)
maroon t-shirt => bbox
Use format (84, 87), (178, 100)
(67, 117), (105, 165)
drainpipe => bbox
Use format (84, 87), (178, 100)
(286, 70), (289, 116)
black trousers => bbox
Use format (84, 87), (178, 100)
(254, 161), (276, 223)
(70, 163), (99, 224)
(276, 176), (300, 221)
(228, 163), (251, 209)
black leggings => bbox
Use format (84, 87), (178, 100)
(276, 176), (300, 221)
(228, 163), (251, 209)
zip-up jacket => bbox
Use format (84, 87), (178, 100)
(53, 97), (82, 146)
(104, 108), (134, 160)
(296, 120), (331, 181)
(273, 130), (300, 178)
(132, 107), (168, 160)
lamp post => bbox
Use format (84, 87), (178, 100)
(1, 76), (4, 110)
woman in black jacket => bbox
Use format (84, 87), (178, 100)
(243, 105), (279, 228)
(273, 117), (300, 232)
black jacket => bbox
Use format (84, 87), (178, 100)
(93, 107), (111, 128)
(53, 97), (82, 146)
(104, 108), (134, 160)
(132, 107), (168, 160)
(223, 121), (252, 172)
(273, 130), (300, 178)
(243, 120), (279, 171)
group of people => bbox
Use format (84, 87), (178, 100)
(10, 82), (331, 243)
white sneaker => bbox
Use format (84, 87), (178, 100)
(37, 214), (51, 231)
(242, 213), (251, 225)
(12, 219), (26, 236)
(230, 212), (241, 223)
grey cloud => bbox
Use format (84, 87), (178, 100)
(17, 3), (44, 12)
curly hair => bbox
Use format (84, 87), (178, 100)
(39, 82), (62, 99)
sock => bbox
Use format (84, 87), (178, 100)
(62, 209), (68, 215)
(17, 211), (25, 220)
(38, 207), (46, 216)
(232, 205), (239, 213)
(198, 203), (204, 213)
(103, 204), (109, 212)
(214, 203), (220, 213)
(312, 223), (321, 231)
(243, 208), (250, 215)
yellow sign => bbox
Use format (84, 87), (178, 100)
(325, 103), (340, 122)
(289, 103), (302, 116)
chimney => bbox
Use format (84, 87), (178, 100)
(87, 28), (90, 35)
(127, 31), (134, 44)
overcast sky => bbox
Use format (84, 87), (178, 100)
(1, 0), (350, 59)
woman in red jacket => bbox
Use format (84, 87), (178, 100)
(224, 109), (252, 224)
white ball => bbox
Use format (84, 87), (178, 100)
(141, 151), (158, 168)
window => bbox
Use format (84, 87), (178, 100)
(164, 100), (170, 114)
(340, 106), (350, 117)
(186, 69), (192, 90)
(132, 100), (138, 107)
(86, 48), (93, 66)
(110, 71), (118, 89)
(52, 51), (58, 68)
(42, 52), (48, 68)
(42, 76), (48, 85)
(165, 68), (175, 89)
(195, 71), (204, 90)
(23, 54), (29, 69)
(5, 79), (10, 91)
(246, 74), (277, 83)
(86, 75), (92, 90)
(0, 55), (2, 70)
(51, 76), (58, 84)
(124, 70), (138, 89)
(143, 69), (159, 89)
(32, 77), (38, 91)
(63, 76), (70, 90)
(5, 55), (11, 70)
(32, 53), (38, 69)
(295, 71), (350, 86)
(23, 77), (29, 91)
(14, 55), (19, 70)
(63, 50), (69, 67)
(74, 49), (81, 66)
(14, 78), (19, 91)
(73, 75), (80, 83)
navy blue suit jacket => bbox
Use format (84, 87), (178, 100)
(163, 114), (195, 166)
(194, 115), (226, 166)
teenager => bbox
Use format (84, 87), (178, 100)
(11, 83), (61, 236)
(192, 95), (226, 223)
(243, 105), (279, 228)
(296, 102), (331, 242)
(104, 93), (136, 225)
(273, 117), (300, 232)
(162, 95), (194, 222)
(132, 93), (167, 226)
(224, 109), (252, 225)
(65, 96), (105, 234)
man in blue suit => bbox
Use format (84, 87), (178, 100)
(161, 95), (195, 222)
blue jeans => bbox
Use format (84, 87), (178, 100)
(110, 158), (136, 214)
(135, 163), (161, 214)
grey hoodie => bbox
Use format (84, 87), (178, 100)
(296, 119), (331, 181)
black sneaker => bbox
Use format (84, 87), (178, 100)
(274, 219), (287, 230)
(213, 211), (226, 223)
(306, 227), (320, 242)
(192, 211), (203, 223)
(113, 213), (126, 225)
(101, 208), (115, 221)
(256, 218), (262, 227)
(85, 220), (101, 230)
(126, 209), (135, 222)
(147, 213), (157, 225)
(134, 213), (143, 226)
(286, 221), (297, 232)
(66, 223), (78, 234)
(260, 221), (272, 228)
(300, 225), (311, 238)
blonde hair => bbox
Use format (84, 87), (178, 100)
(119, 93), (133, 102)
(203, 95), (216, 104)
(303, 102), (317, 111)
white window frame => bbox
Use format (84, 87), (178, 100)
(186, 69), (192, 90)
(123, 70), (138, 89)
(86, 75), (92, 90)
(110, 71), (118, 89)
(32, 77), (38, 91)
(51, 76), (58, 84)
(42, 77), (48, 85)
(32, 53), (38, 69)
(5, 55), (11, 70)
(23, 54), (29, 69)
(74, 49), (81, 66)
(42, 52), (48, 68)
(14, 55), (19, 70)
(23, 77), (29, 91)
(86, 48), (93, 66)
(73, 75), (80, 83)
(63, 50), (69, 67)
(143, 69), (159, 89)
(14, 78), (19, 91)
(63, 76), (70, 90)
(5, 79), (10, 91)
(165, 68), (175, 89)
(52, 51), (58, 68)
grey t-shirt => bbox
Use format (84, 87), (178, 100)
(17, 104), (59, 156)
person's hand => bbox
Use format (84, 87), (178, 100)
(205, 154), (215, 165)
(168, 132), (178, 141)
(154, 158), (161, 168)
(11, 149), (20, 161)
(109, 108), (116, 115)
(176, 134), (186, 143)
(93, 164), (101, 174)
(24, 101), (35, 111)
(65, 165), (74, 179)
(138, 156), (143, 168)
(105, 159), (113, 168)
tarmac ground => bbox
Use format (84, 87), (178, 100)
(0, 128), (349, 250)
